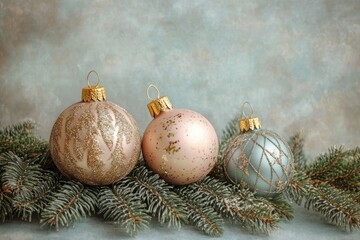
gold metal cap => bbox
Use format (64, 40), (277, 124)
(239, 117), (261, 132)
(81, 70), (106, 102)
(146, 85), (173, 118)
(239, 102), (261, 133)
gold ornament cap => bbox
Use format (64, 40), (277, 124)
(239, 102), (261, 132)
(146, 84), (173, 118)
(82, 70), (107, 102)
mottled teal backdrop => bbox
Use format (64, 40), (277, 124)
(0, 0), (359, 157)
(1, 1), (360, 239)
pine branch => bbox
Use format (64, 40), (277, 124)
(0, 181), (13, 222)
(0, 120), (37, 136)
(98, 184), (150, 236)
(180, 177), (281, 234)
(29, 149), (58, 171)
(40, 181), (98, 230)
(0, 152), (56, 196)
(0, 120), (47, 158)
(228, 187), (280, 234)
(288, 133), (307, 170)
(286, 134), (360, 230)
(180, 177), (233, 216)
(305, 184), (360, 230)
(350, 192), (360, 205)
(175, 179), (233, 236)
(12, 173), (58, 222)
(262, 195), (294, 221)
(121, 166), (187, 229)
(307, 146), (346, 179)
(310, 147), (360, 192)
(285, 170), (311, 205)
(185, 201), (224, 236)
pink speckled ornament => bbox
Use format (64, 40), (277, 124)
(142, 85), (219, 185)
(49, 71), (141, 185)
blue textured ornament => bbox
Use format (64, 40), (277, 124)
(223, 103), (294, 197)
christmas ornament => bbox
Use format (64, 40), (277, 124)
(223, 102), (294, 196)
(142, 85), (219, 185)
(49, 70), (141, 185)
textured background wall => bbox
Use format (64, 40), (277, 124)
(0, 0), (359, 158)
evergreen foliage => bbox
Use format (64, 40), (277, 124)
(98, 185), (150, 236)
(40, 181), (98, 230)
(287, 138), (360, 230)
(122, 166), (188, 229)
(0, 120), (47, 158)
(0, 179), (13, 222)
(0, 120), (358, 236)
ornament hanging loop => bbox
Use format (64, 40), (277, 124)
(87, 70), (100, 87)
(146, 84), (172, 118)
(241, 101), (254, 119)
(146, 84), (160, 101)
(82, 70), (106, 102)
(239, 102), (261, 132)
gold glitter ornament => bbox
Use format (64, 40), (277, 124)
(142, 85), (219, 185)
(49, 71), (141, 185)
(223, 102), (294, 197)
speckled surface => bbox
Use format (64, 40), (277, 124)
(0, 0), (359, 239)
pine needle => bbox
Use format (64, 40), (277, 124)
(40, 181), (98, 230)
(262, 194), (294, 221)
(0, 152), (56, 196)
(0, 120), (47, 158)
(180, 177), (281, 234)
(305, 184), (360, 230)
(185, 201), (224, 236)
(98, 184), (150, 236)
(0, 180), (13, 222)
(121, 166), (187, 229)
(288, 133), (307, 170)
(13, 174), (58, 222)
(180, 177), (233, 216)
(228, 187), (280, 234)
(285, 170), (310, 205)
(286, 135), (360, 231)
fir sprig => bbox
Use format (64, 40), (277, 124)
(98, 184), (151, 236)
(284, 170), (310, 205)
(264, 195), (294, 221)
(288, 133), (307, 170)
(287, 136), (360, 230)
(13, 175), (58, 222)
(305, 184), (360, 230)
(229, 187), (280, 234)
(121, 166), (188, 229)
(179, 177), (281, 234)
(177, 179), (227, 236)
(0, 120), (47, 157)
(0, 180), (13, 222)
(308, 147), (360, 192)
(180, 177), (233, 216)
(0, 152), (56, 196)
(184, 201), (224, 236)
(40, 181), (98, 230)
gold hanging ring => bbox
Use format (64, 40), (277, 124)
(87, 70), (100, 87)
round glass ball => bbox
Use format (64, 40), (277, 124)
(223, 129), (294, 196)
